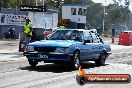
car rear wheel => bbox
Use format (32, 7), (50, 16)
(28, 59), (38, 67)
(95, 51), (106, 66)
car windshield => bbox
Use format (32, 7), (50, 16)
(49, 30), (83, 41)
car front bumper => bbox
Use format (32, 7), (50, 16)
(24, 52), (73, 62)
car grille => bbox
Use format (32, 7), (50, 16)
(34, 47), (56, 53)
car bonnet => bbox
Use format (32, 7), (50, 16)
(28, 40), (77, 47)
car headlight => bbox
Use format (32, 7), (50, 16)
(26, 45), (34, 52)
(55, 47), (69, 54)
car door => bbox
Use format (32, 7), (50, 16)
(90, 32), (103, 59)
(79, 31), (94, 61)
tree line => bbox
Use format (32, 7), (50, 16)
(1, 0), (131, 32)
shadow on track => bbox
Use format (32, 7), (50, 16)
(18, 62), (109, 73)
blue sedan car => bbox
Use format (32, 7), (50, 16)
(24, 29), (111, 69)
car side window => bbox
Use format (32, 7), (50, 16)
(96, 33), (104, 43)
(70, 30), (83, 41)
(90, 32), (100, 43)
(83, 31), (92, 43)
(79, 31), (83, 42)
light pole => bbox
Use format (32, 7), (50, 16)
(102, 0), (107, 33)
(102, 6), (105, 34)
(42, 0), (45, 6)
(36, 0), (38, 6)
(41, 0), (46, 32)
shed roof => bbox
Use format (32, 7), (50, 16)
(62, 4), (88, 7)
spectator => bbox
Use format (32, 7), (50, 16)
(23, 18), (33, 45)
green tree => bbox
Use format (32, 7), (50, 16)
(2, 0), (131, 32)
(113, 0), (130, 8)
(86, 3), (103, 29)
(3, 0), (36, 8)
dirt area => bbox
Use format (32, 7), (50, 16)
(0, 39), (132, 88)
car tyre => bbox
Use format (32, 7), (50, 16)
(28, 59), (38, 67)
(71, 51), (81, 69)
(95, 51), (106, 66)
(76, 75), (86, 85)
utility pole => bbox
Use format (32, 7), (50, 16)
(41, 0), (46, 33)
(102, 6), (105, 34)
(102, 0), (106, 35)
(36, 0), (38, 6)
(42, 0), (45, 6)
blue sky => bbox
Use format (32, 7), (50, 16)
(92, 0), (132, 12)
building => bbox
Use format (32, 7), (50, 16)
(28, 12), (58, 30)
(62, 4), (88, 29)
(0, 8), (28, 39)
(28, 12), (58, 41)
(0, 7), (58, 39)
(112, 24), (128, 36)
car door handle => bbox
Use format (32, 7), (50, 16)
(92, 45), (94, 47)
(92, 45), (95, 49)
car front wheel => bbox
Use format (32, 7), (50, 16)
(72, 51), (81, 69)
(28, 59), (38, 67)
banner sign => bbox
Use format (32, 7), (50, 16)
(28, 12), (53, 29)
(0, 13), (27, 26)
(76, 67), (131, 85)
(20, 5), (46, 12)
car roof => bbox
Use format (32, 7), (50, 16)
(56, 29), (91, 32)
(124, 31), (132, 33)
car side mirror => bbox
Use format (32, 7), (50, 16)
(83, 40), (91, 45)
(83, 40), (86, 45)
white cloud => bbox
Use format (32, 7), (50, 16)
(92, 0), (114, 6)
(129, 2), (132, 12)
(92, 0), (132, 12)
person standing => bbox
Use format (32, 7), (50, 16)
(59, 23), (65, 29)
(59, 25), (65, 29)
(23, 18), (33, 45)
